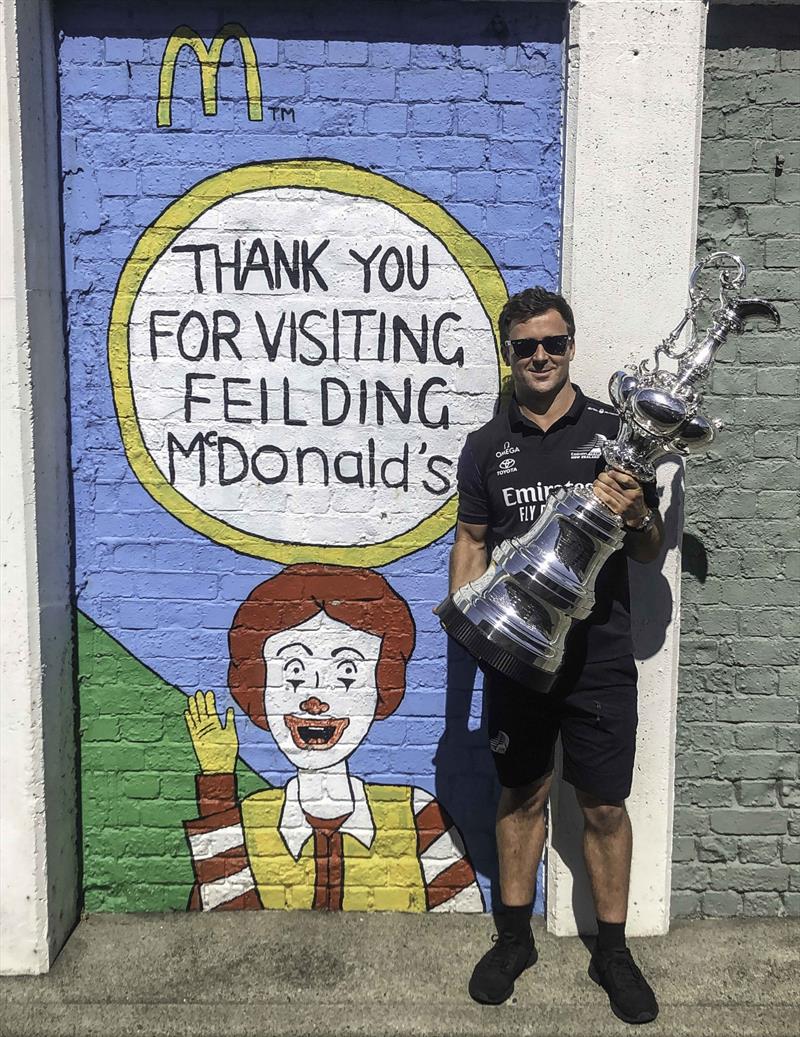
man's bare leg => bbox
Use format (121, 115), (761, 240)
(575, 789), (631, 922)
(497, 774), (553, 905)
(469, 774), (552, 1004)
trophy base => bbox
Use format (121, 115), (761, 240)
(438, 596), (557, 693)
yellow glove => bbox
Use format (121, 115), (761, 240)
(184, 690), (238, 774)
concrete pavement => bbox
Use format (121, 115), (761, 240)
(1, 914), (798, 1036)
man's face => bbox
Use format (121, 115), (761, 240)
(263, 612), (381, 772)
(503, 309), (575, 400)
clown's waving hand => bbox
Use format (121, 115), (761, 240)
(183, 565), (484, 914)
(185, 691), (237, 775)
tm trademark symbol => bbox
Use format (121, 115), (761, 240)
(268, 105), (296, 123)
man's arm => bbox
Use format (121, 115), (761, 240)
(449, 520), (490, 594)
(592, 470), (665, 564)
(183, 691), (260, 911)
(623, 509), (664, 564)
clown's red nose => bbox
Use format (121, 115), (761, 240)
(300, 696), (330, 715)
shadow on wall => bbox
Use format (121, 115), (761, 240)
(57, 0), (564, 47)
(705, 5), (800, 50)
(435, 640), (502, 910)
(681, 532), (708, 584)
(629, 461), (682, 661)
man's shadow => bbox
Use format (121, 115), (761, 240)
(628, 462), (683, 661)
(434, 640), (502, 909)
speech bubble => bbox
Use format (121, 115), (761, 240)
(110, 160), (507, 566)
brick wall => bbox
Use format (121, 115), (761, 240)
(672, 5), (799, 919)
(59, 1), (563, 913)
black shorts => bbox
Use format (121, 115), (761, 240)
(484, 654), (639, 803)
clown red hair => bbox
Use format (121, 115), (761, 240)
(228, 564), (416, 730)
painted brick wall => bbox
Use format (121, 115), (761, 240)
(672, 6), (799, 919)
(58, 0), (564, 913)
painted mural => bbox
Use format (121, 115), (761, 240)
(185, 565), (483, 911)
(59, 0), (564, 913)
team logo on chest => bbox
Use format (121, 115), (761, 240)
(495, 441), (520, 476)
(570, 433), (607, 460)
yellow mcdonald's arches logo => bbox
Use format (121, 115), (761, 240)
(157, 23), (262, 128)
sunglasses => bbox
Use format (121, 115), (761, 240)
(504, 335), (572, 358)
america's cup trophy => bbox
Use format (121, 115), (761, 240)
(438, 252), (780, 692)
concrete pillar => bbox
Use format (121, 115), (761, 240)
(550, 0), (707, 936)
(0, 0), (78, 973)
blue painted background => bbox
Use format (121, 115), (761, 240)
(58, 0), (564, 912)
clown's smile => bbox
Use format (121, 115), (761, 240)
(284, 714), (350, 750)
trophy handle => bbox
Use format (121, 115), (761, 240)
(689, 250), (747, 301)
(729, 298), (781, 328)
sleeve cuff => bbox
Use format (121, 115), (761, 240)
(457, 511), (489, 526)
(195, 772), (237, 815)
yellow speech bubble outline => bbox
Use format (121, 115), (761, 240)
(109, 159), (508, 566)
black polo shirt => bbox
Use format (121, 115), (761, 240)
(456, 385), (659, 665)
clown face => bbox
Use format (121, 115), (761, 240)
(263, 612), (381, 771)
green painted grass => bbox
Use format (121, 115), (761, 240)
(78, 610), (268, 911)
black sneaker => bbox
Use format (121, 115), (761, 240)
(589, 947), (659, 1024)
(468, 929), (538, 1005)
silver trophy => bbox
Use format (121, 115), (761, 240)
(438, 253), (780, 691)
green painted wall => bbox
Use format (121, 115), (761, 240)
(79, 612), (267, 910)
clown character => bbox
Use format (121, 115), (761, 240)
(183, 565), (484, 913)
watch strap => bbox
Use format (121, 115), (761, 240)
(625, 507), (656, 533)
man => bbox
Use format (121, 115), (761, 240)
(451, 287), (663, 1024)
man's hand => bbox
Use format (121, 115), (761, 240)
(592, 469), (649, 528)
(184, 690), (238, 774)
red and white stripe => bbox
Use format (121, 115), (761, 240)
(184, 778), (260, 911)
(412, 788), (484, 912)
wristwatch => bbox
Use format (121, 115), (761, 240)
(625, 507), (657, 533)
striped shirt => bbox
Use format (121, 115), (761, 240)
(184, 773), (484, 913)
